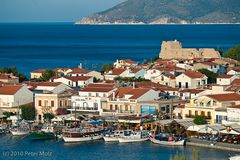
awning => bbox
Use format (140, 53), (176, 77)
(187, 125), (206, 132)
(220, 129), (240, 135)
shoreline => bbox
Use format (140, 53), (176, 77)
(186, 139), (240, 153)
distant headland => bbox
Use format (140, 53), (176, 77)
(76, 0), (240, 25)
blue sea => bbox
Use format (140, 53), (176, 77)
(0, 134), (236, 160)
(0, 23), (240, 77)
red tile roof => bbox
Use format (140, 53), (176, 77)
(68, 68), (90, 74)
(163, 73), (176, 79)
(207, 93), (240, 102)
(225, 85), (240, 92)
(232, 79), (240, 85)
(230, 66), (240, 72)
(131, 68), (142, 73)
(0, 85), (22, 95)
(179, 89), (205, 94)
(22, 81), (62, 90)
(109, 68), (126, 75)
(31, 69), (46, 73)
(86, 83), (115, 88)
(184, 70), (205, 78)
(80, 87), (114, 92)
(200, 62), (218, 66)
(124, 59), (135, 64)
(63, 76), (92, 81)
(217, 75), (234, 78)
(0, 74), (18, 79)
(109, 87), (150, 99)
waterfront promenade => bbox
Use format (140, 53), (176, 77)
(187, 138), (240, 152)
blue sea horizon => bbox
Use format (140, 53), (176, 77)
(0, 23), (239, 77)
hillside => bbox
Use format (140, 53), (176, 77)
(76, 0), (240, 24)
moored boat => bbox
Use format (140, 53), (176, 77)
(118, 130), (149, 143)
(150, 137), (185, 146)
(103, 130), (124, 142)
(30, 132), (56, 140)
(229, 155), (240, 160)
(63, 133), (103, 143)
(10, 128), (29, 136)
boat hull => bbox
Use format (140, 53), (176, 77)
(30, 132), (56, 140)
(103, 136), (119, 142)
(118, 137), (148, 143)
(63, 135), (103, 143)
(10, 130), (29, 136)
(150, 138), (185, 146)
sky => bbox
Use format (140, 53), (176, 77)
(0, 0), (125, 22)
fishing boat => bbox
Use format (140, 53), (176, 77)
(63, 133), (103, 143)
(149, 133), (185, 146)
(118, 130), (149, 143)
(150, 137), (185, 146)
(10, 120), (30, 136)
(103, 130), (124, 142)
(30, 126), (56, 140)
(10, 127), (29, 136)
(62, 127), (104, 143)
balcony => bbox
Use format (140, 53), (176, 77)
(185, 114), (211, 119)
(68, 107), (98, 112)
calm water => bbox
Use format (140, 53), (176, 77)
(0, 23), (240, 77)
(0, 134), (236, 160)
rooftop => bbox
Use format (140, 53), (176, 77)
(207, 93), (240, 102)
(0, 85), (22, 95)
(184, 70), (205, 79)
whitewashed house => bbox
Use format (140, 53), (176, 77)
(0, 85), (33, 112)
(67, 68), (103, 80)
(176, 70), (208, 89)
(151, 73), (176, 88)
(113, 59), (137, 68)
(193, 62), (220, 74)
(104, 68), (128, 80)
(71, 83), (116, 115)
(216, 75), (238, 86)
(227, 67), (240, 76)
(51, 76), (93, 88)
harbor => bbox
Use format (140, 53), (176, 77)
(0, 134), (236, 160)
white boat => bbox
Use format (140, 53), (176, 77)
(63, 134), (103, 143)
(118, 130), (149, 143)
(103, 130), (124, 142)
(229, 155), (240, 160)
(10, 129), (29, 136)
(150, 137), (185, 146)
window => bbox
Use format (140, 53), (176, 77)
(44, 100), (48, 107)
(189, 110), (192, 116)
(115, 105), (118, 110)
(94, 103), (98, 109)
(88, 93), (92, 96)
(179, 82), (181, 88)
(207, 112), (211, 118)
(195, 111), (198, 116)
(65, 100), (68, 106)
(60, 101), (63, 107)
(125, 105), (128, 111)
(51, 100), (54, 107)
(38, 100), (42, 106)
(110, 104), (113, 110)
(198, 82), (200, 86)
(185, 82), (188, 88)
(96, 93), (99, 97)
(68, 81), (71, 85)
(103, 93), (106, 97)
(201, 111), (205, 116)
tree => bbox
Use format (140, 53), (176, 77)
(224, 45), (240, 61)
(3, 112), (14, 118)
(198, 69), (217, 84)
(101, 64), (113, 73)
(41, 69), (55, 81)
(43, 113), (54, 123)
(193, 115), (207, 125)
(0, 66), (27, 82)
(21, 105), (35, 120)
